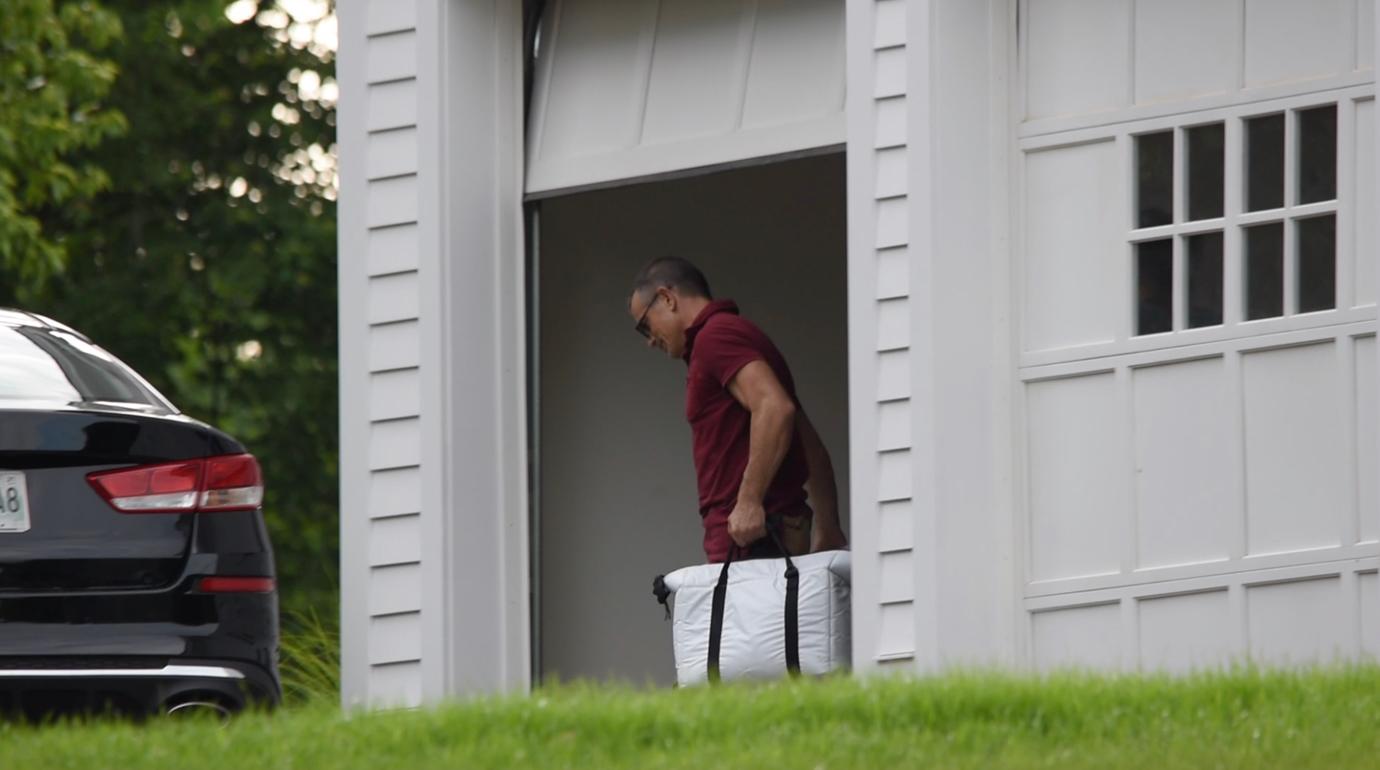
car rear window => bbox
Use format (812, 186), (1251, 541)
(0, 325), (171, 410)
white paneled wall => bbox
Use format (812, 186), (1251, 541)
(339, 0), (426, 707)
(1244, 0), (1353, 88)
(1242, 343), (1347, 555)
(1023, 0), (1377, 131)
(1019, 329), (1380, 671)
(1025, 372), (1124, 583)
(1131, 359), (1234, 568)
(1021, 140), (1119, 351)
(1023, 0), (1130, 120)
(1017, 0), (1378, 672)
(1031, 602), (1121, 670)
(1137, 590), (1234, 673)
(1360, 335), (1379, 542)
(1133, 0), (1237, 104)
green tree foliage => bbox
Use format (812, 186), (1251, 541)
(0, 0), (126, 284)
(3, 1), (339, 618)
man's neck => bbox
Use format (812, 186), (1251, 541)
(678, 295), (713, 325)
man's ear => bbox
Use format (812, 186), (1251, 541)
(663, 288), (678, 313)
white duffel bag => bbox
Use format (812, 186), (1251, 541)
(653, 544), (851, 686)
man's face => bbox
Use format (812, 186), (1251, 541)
(629, 288), (686, 359)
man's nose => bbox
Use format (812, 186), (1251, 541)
(646, 336), (657, 349)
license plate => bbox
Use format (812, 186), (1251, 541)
(0, 471), (31, 533)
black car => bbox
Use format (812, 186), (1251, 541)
(0, 308), (279, 719)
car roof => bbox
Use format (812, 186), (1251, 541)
(0, 308), (92, 341)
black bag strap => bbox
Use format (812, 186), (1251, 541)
(784, 569), (801, 676)
(764, 524), (802, 678)
(706, 519), (801, 683)
(706, 544), (737, 683)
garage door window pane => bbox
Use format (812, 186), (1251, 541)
(1245, 223), (1284, 320)
(1137, 132), (1174, 228)
(1118, 101), (1344, 340)
(1297, 214), (1336, 313)
(1298, 105), (1337, 204)
(1137, 239), (1173, 335)
(1246, 114), (1285, 212)
(1187, 123), (1225, 221)
(1187, 232), (1224, 328)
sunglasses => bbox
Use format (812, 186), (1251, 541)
(634, 291), (663, 339)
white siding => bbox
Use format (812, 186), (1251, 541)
(847, 0), (916, 669)
(339, 0), (426, 708)
(848, 0), (1017, 676)
(362, 0), (424, 697)
(367, 0), (417, 35)
(368, 223), (421, 277)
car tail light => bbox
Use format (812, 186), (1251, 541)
(199, 454), (265, 511)
(196, 576), (276, 593)
(88, 454), (264, 514)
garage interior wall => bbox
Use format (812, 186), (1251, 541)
(537, 153), (849, 684)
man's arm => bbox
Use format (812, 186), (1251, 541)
(795, 410), (848, 552)
(724, 360), (796, 547)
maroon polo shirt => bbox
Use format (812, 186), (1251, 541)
(682, 300), (810, 562)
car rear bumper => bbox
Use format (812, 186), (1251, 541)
(0, 588), (281, 719)
(0, 657), (278, 719)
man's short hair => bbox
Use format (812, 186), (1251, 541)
(631, 257), (713, 301)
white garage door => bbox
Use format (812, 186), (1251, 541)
(1016, 0), (1377, 671)
(525, 0), (844, 196)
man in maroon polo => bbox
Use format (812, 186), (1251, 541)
(628, 257), (848, 562)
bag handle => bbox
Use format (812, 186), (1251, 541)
(707, 517), (801, 683)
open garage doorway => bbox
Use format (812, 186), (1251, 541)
(533, 153), (850, 685)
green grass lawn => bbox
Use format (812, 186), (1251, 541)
(5, 667), (1379, 769)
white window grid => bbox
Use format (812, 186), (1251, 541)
(1017, 84), (1376, 372)
(1131, 103), (1337, 332)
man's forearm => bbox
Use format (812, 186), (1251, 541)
(737, 399), (796, 504)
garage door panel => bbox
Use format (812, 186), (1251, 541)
(1026, 372), (1127, 582)
(1138, 590), (1236, 673)
(528, 0), (844, 195)
(1245, 0), (1352, 88)
(1032, 603), (1122, 670)
(742, 0), (846, 129)
(1023, 140), (1121, 352)
(1363, 0), (1376, 71)
(1359, 336), (1378, 543)
(1133, 0), (1236, 104)
(1247, 576), (1350, 663)
(1362, 572), (1380, 656)
(1025, 0), (1131, 120)
(1018, 0), (1377, 675)
(1132, 358), (1235, 569)
(537, 0), (657, 160)
(1243, 343), (1346, 556)
(641, 0), (750, 144)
